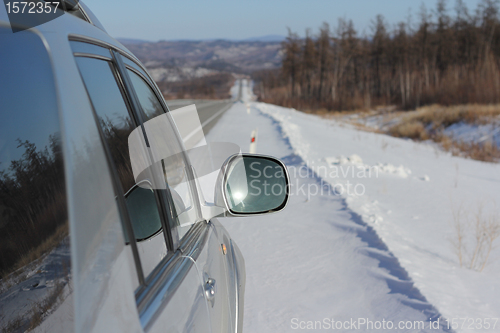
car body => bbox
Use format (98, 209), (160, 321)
(0, 2), (288, 332)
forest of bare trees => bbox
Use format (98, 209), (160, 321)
(159, 73), (235, 100)
(0, 137), (67, 277)
(253, 0), (500, 111)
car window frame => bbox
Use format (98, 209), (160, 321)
(70, 41), (174, 289)
(111, 51), (193, 248)
(121, 55), (153, 86)
(114, 50), (208, 266)
(68, 36), (207, 301)
(123, 67), (204, 241)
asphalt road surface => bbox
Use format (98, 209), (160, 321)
(165, 79), (242, 135)
(166, 99), (234, 136)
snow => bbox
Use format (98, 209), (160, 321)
(3, 78), (497, 332)
(350, 110), (500, 148)
(444, 121), (500, 148)
(0, 238), (72, 332)
(204, 80), (500, 332)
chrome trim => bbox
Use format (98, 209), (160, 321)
(76, 2), (93, 25)
(184, 222), (209, 262)
(124, 179), (153, 197)
(73, 52), (112, 61)
(230, 240), (246, 333)
(137, 222), (209, 330)
(68, 36), (151, 94)
(69, 34), (140, 63)
(125, 64), (152, 85)
(204, 277), (216, 306)
(230, 240), (240, 333)
(121, 56), (152, 83)
(178, 220), (205, 254)
(140, 255), (189, 330)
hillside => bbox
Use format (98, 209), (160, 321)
(120, 39), (282, 99)
(120, 39), (282, 76)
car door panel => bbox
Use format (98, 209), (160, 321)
(194, 222), (233, 333)
(209, 219), (246, 333)
(143, 256), (212, 333)
(72, 44), (214, 333)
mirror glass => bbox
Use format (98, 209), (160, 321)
(224, 156), (288, 214)
(125, 182), (162, 242)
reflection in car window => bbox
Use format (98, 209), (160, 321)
(124, 182), (162, 242)
(128, 69), (165, 121)
(75, 57), (168, 277)
(75, 57), (136, 191)
(122, 55), (151, 83)
(127, 70), (197, 239)
(0, 28), (72, 332)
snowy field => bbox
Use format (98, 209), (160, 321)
(347, 109), (500, 149)
(205, 80), (500, 332)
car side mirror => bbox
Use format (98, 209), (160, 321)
(214, 154), (289, 216)
(124, 181), (163, 242)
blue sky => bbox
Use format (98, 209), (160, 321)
(84, 0), (484, 41)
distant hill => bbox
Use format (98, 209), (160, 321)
(117, 38), (152, 45)
(119, 38), (283, 99)
(242, 35), (286, 42)
(121, 39), (283, 75)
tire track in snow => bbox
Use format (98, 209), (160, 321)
(253, 104), (453, 333)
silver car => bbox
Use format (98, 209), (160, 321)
(0, 1), (289, 332)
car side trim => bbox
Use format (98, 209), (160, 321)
(230, 240), (246, 333)
(69, 34), (150, 81)
(137, 222), (209, 330)
(73, 52), (112, 61)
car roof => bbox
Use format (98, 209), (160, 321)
(0, 1), (136, 61)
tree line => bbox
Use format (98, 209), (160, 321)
(253, 0), (500, 111)
(160, 73), (234, 100)
(0, 136), (67, 276)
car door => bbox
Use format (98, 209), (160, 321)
(195, 223), (234, 333)
(122, 59), (233, 333)
(71, 40), (214, 333)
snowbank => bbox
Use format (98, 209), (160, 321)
(254, 101), (500, 332)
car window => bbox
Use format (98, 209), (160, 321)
(74, 56), (168, 277)
(127, 69), (198, 240)
(128, 69), (166, 120)
(69, 40), (112, 59)
(0, 28), (72, 332)
(122, 55), (151, 84)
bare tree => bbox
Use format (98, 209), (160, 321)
(282, 28), (302, 99)
(254, 0), (500, 111)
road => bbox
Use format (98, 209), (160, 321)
(166, 99), (239, 139)
(165, 79), (242, 135)
(203, 79), (454, 333)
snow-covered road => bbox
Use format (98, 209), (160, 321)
(201, 80), (500, 332)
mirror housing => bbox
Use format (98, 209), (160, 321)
(214, 154), (289, 216)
